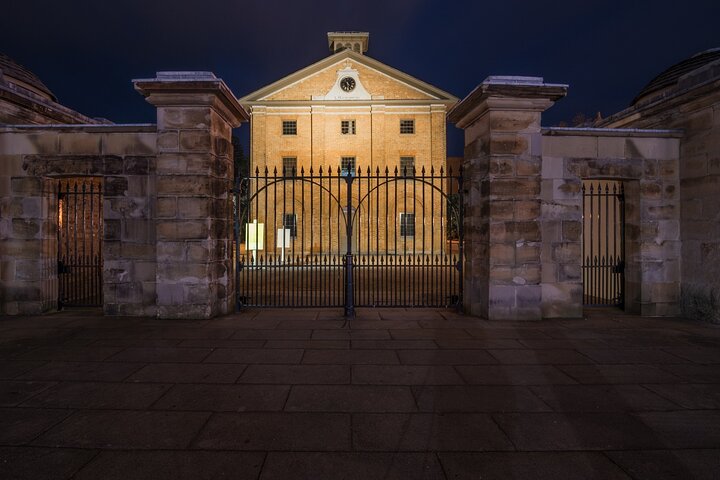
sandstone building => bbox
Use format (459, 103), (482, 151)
(238, 32), (458, 256)
(0, 37), (718, 321)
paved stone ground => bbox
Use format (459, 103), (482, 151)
(1, 308), (720, 479)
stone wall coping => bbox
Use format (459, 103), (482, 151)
(598, 77), (720, 128)
(133, 71), (249, 127)
(0, 123), (157, 133)
(542, 126), (684, 138)
(0, 83), (102, 125)
(448, 76), (569, 128)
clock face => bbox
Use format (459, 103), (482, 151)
(340, 76), (356, 92)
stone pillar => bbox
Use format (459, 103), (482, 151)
(449, 77), (567, 320)
(134, 72), (247, 319)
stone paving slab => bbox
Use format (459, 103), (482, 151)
(238, 364), (350, 384)
(285, 385), (417, 412)
(260, 452), (445, 480)
(21, 381), (171, 409)
(128, 363), (247, 383)
(493, 412), (666, 450)
(411, 385), (553, 413)
(0, 407), (72, 444)
(438, 452), (632, 479)
(0, 307), (718, 478)
(0, 380), (56, 406)
(605, 449), (720, 480)
(193, 412), (350, 451)
(528, 385), (679, 412)
(73, 451), (265, 480)
(352, 413), (515, 451)
(33, 410), (210, 449)
(351, 365), (464, 385)
(0, 446), (98, 480)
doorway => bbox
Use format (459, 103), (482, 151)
(582, 180), (625, 307)
(57, 177), (103, 307)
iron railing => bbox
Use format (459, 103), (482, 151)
(233, 166), (463, 314)
(57, 178), (103, 307)
(582, 181), (625, 307)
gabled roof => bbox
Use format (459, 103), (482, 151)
(238, 49), (458, 106)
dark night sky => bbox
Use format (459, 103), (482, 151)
(2, 0), (719, 155)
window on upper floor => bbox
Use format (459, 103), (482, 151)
(341, 120), (356, 135)
(400, 119), (415, 134)
(282, 120), (297, 135)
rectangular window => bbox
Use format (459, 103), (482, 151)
(400, 156), (415, 177)
(341, 156), (355, 176)
(341, 120), (356, 135)
(282, 157), (297, 177)
(282, 120), (297, 135)
(400, 119), (415, 134)
(283, 213), (297, 238)
(400, 213), (415, 237)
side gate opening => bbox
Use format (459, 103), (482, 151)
(232, 166), (463, 313)
(582, 180), (625, 307)
(57, 177), (103, 308)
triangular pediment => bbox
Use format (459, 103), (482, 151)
(238, 49), (458, 105)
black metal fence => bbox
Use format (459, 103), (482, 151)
(582, 180), (625, 307)
(57, 178), (103, 307)
(233, 166), (463, 314)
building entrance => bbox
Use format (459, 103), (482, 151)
(582, 180), (625, 307)
(57, 177), (103, 307)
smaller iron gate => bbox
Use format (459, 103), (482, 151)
(233, 166), (463, 314)
(582, 180), (625, 307)
(57, 178), (103, 307)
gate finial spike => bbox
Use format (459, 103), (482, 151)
(376, 166), (380, 175)
(309, 166), (313, 175)
(385, 166), (389, 175)
(272, 166), (277, 176)
(300, 166), (305, 176)
(430, 165), (435, 175)
(319, 165), (323, 175)
(393, 165), (398, 175)
(440, 165), (444, 176)
(421, 165), (426, 176)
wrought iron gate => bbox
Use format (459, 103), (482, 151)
(233, 166), (463, 314)
(582, 180), (625, 307)
(57, 178), (103, 307)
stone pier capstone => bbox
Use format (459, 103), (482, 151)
(449, 76), (567, 320)
(134, 72), (247, 319)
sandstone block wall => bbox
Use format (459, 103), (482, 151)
(541, 130), (682, 317)
(0, 125), (157, 316)
(451, 76), (684, 320)
(449, 77), (567, 320)
(134, 72), (247, 319)
(1, 73), (245, 319)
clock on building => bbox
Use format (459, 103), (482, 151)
(340, 76), (356, 92)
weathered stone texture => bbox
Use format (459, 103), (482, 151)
(541, 130), (681, 317)
(134, 72), (246, 319)
(450, 77), (567, 320)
